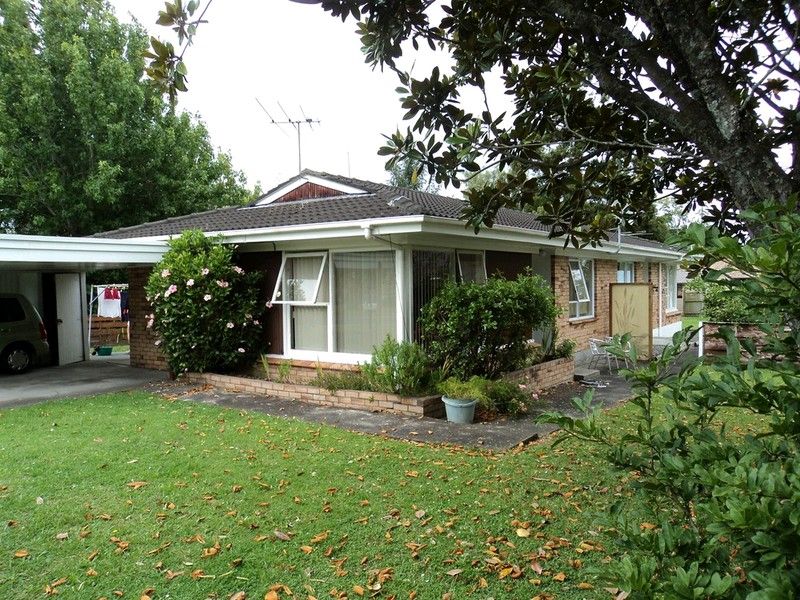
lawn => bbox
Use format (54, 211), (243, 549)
(0, 391), (764, 599)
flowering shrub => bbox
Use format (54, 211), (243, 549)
(145, 230), (263, 374)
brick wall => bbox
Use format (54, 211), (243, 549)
(248, 357), (360, 384)
(185, 372), (444, 417)
(553, 257), (616, 351)
(503, 357), (574, 389)
(128, 267), (168, 371)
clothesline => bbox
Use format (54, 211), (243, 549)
(88, 284), (130, 349)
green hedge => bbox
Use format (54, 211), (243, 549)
(420, 274), (557, 379)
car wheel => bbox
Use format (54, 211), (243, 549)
(1, 344), (33, 374)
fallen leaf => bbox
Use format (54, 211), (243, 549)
(353, 585), (365, 596)
(274, 530), (292, 541)
(127, 481), (147, 490)
(230, 593), (247, 600)
(264, 592), (278, 600)
(446, 569), (463, 577)
(639, 522), (657, 531)
(553, 572), (567, 582)
(165, 570), (183, 580)
(516, 528), (531, 538)
(310, 531), (329, 544)
(14, 549), (29, 559)
(56, 532), (68, 541)
(86, 568), (98, 576)
(577, 582), (593, 589)
(300, 545), (313, 554)
(202, 541), (221, 558)
(414, 510), (426, 519)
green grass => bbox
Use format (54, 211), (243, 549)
(0, 391), (765, 599)
(682, 315), (701, 329)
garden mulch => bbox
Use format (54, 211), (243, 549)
(144, 373), (633, 451)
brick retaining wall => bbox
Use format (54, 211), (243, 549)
(503, 357), (575, 389)
(185, 372), (445, 418)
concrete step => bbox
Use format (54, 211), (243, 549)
(573, 367), (600, 382)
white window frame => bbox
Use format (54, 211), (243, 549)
(616, 261), (635, 283)
(568, 258), (594, 319)
(456, 250), (487, 284)
(270, 252), (328, 305)
(272, 249), (405, 363)
(666, 264), (678, 311)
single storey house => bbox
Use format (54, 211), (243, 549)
(94, 170), (684, 371)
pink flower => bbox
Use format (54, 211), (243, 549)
(216, 280), (229, 288)
(146, 318), (154, 329)
(237, 347), (245, 353)
(233, 266), (244, 275)
(161, 269), (170, 278)
(253, 319), (260, 326)
(203, 294), (212, 301)
(154, 340), (161, 346)
(186, 278), (195, 287)
(265, 302), (273, 309)
(164, 284), (178, 298)
(226, 322), (234, 329)
(201, 268), (210, 275)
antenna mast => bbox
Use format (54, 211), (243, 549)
(256, 98), (320, 173)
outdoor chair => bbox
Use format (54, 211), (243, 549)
(588, 338), (620, 372)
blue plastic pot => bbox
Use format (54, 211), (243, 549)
(442, 396), (477, 424)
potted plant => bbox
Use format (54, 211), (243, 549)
(438, 377), (489, 424)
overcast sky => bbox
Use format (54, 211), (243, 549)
(109, 0), (456, 192)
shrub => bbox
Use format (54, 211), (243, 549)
(145, 230), (263, 374)
(686, 278), (756, 323)
(310, 370), (371, 393)
(361, 336), (438, 396)
(540, 204), (800, 598)
(420, 273), (557, 379)
(439, 376), (532, 417)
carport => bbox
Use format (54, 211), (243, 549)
(0, 234), (166, 367)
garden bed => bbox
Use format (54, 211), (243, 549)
(185, 371), (444, 417)
(502, 357), (575, 389)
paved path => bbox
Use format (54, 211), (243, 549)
(0, 358), (168, 409)
(148, 375), (634, 451)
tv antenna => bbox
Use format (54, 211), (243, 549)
(256, 98), (320, 173)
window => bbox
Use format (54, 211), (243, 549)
(272, 251), (398, 356)
(334, 251), (396, 354)
(0, 298), (25, 323)
(568, 258), (594, 319)
(616, 261), (635, 283)
(412, 250), (454, 342)
(666, 264), (678, 311)
(457, 251), (487, 284)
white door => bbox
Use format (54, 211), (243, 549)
(55, 273), (84, 365)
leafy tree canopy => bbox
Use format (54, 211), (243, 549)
(316, 0), (798, 245)
(0, 0), (250, 236)
(386, 156), (439, 192)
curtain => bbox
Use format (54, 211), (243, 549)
(458, 252), (486, 283)
(412, 250), (453, 342)
(334, 251), (396, 354)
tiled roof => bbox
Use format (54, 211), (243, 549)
(96, 170), (678, 253)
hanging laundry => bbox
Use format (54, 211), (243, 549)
(97, 286), (122, 318)
(120, 290), (130, 322)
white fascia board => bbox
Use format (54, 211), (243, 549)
(117, 214), (682, 261)
(0, 234), (167, 266)
(416, 217), (684, 260)
(255, 174), (367, 205)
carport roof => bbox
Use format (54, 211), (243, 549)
(0, 234), (167, 271)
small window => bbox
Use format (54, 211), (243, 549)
(457, 251), (487, 284)
(568, 259), (594, 319)
(666, 264), (678, 311)
(616, 261), (635, 283)
(271, 253), (328, 304)
(0, 298), (26, 323)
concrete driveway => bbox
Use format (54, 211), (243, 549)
(0, 357), (168, 409)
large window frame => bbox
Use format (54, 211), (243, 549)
(568, 258), (594, 320)
(666, 264), (678, 311)
(616, 261), (635, 283)
(270, 249), (403, 362)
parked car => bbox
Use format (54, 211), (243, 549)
(0, 293), (50, 374)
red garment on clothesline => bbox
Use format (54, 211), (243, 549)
(103, 287), (121, 300)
